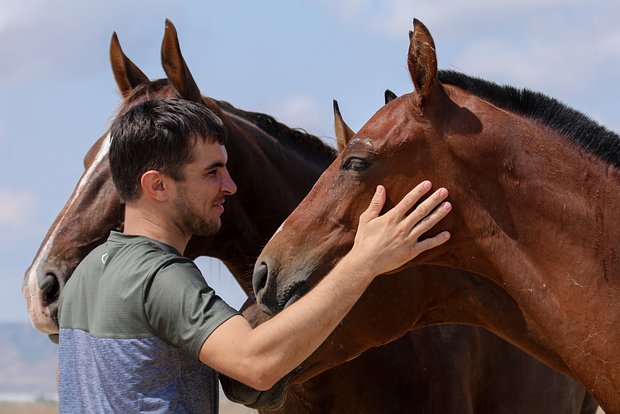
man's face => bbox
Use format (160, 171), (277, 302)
(172, 139), (237, 237)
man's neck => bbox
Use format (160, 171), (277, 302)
(123, 203), (189, 254)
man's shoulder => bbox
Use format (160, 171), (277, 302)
(107, 232), (191, 269)
(80, 242), (109, 266)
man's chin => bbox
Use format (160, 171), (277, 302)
(195, 219), (221, 237)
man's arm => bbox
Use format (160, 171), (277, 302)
(200, 182), (451, 390)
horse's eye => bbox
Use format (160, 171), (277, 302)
(341, 157), (371, 172)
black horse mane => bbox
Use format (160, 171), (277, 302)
(439, 70), (620, 168)
(120, 79), (337, 163)
(215, 100), (337, 162)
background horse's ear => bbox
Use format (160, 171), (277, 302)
(110, 32), (150, 97)
(407, 19), (442, 108)
(384, 89), (397, 104)
(333, 100), (355, 153)
(161, 19), (202, 103)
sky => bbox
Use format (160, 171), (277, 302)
(1, 0), (619, 324)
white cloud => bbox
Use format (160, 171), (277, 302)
(268, 95), (326, 137)
(316, 0), (371, 21)
(0, 0), (177, 90)
(450, 38), (574, 90)
(316, 1), (620, 102)
(319, 0), (611, 38)
(449, 23), (620, 99)
(0, 189), (36, 226)
(0, 1), (33, 29)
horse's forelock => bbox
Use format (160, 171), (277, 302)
(119, 79), (177, 113)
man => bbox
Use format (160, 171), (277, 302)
(58, 99), (452, 413)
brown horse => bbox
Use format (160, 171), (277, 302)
(22, 20), (596, 413)
(251, 18), (618, 412)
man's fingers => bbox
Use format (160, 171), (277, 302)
(414, 231), (451, 253)
(408, 200), (452, 239)
(403, 187), (449, 230)
(390, 181), (433, 218)
(360, 185), (386, 223)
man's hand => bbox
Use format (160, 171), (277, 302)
(348, 181), (451, 278)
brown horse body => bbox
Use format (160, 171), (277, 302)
(253, 19), (618, 412)
(22, 21), (597, 413)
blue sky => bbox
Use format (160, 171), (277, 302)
(1, 0), (619, 323)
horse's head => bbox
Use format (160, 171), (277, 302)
(218, 92), (431, 410)
(252, 19), (481, 314)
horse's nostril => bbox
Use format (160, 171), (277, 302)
(252, 262), (268, 297)
(40, 273), (60, 306)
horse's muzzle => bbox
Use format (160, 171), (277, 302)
(220, 372), (290, 409)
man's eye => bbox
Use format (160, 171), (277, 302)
(341, 157), (370, 172)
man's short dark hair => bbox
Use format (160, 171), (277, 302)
(109, 99), (227, 201)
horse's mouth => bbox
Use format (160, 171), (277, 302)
(258, 281), (309, 316)
(281, 281), (308, 309)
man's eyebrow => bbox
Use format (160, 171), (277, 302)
(203, 161), (226, 170)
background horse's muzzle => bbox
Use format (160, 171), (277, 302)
(220, 372), (291, 409)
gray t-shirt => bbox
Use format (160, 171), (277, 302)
(58, 231), (239, 413)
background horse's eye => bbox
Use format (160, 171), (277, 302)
(341, 157), (371, 172)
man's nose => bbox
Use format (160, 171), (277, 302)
(222, 168), (237, 195)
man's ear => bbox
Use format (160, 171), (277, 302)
(140, 170), (169, 201)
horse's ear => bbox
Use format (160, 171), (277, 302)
(407, 19), (442, 108)
(384, 89), (397, 104)
(161, 19), (202, 103)
(333, 100), (355, 153)
(110, 32), (150, 97)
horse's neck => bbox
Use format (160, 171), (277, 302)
(440, 122), (620, 397)
(451, 127), (620, 290)
(433, 102), (616, 273)
(406, 267), (571, 375)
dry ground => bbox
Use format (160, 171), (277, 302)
(0, 402), (57, 414)
(0, 401), (256, 414)
(0, 401), (605, 413)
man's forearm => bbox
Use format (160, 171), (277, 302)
(244, 253), (372, 387)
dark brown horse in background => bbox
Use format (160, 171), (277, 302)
(251, 18), (618, 412)
(22, 20), (597, 413)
